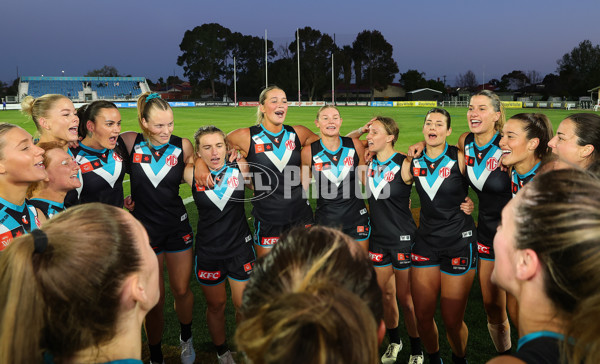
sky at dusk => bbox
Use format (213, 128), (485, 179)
(2, 0), (599, 87)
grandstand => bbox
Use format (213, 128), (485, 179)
(18, 76), (150, 102)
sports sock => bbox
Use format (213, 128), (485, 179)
(180, 321), (192, 342)
(409, 336), (423, 356)
(387, 326), (401, 344)
(216, 343), (230, 356)
(452, 352), (467, 364)
(428, 350), (442, 364)
(149, 342), (163, 363)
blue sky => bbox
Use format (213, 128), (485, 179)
(1, 0), (599, 86)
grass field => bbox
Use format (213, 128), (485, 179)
(0, 105), (594, 363)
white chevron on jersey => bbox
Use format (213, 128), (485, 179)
(75, 155), (122, 188)
(465, 144), (503, 191)
(368, 163), (400, 200)
(413, 158), (456, 201)
(204, 169), (240, 211)
(313, 148), (355, 187)
(252, 132), (295, 172)
(134, 144), (182, 188)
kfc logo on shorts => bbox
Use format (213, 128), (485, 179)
(182, 233), (193, 244)
(486, 157), (499, 171)
(166, 155), (178, 167)
(439, 167), (451, 179)
(198, 270), (221, 280)
(369, 251), (383, 262)
(477, 242), (490, 255)
(113, 153), (122, 162)
(452, 257), (468, 266)
(243, 262), (253, 273)
(384, 171), (395, 182)
(411, 253), (430, 262)
(285, 140), (296, 150)
(227, 177), (239, 188)
(344, 156), (354, 167)
(261, 237), (279, 246)
(357, 225), (368, 233)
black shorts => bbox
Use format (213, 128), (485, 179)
(477, 241), (495, 260)
(194, 244), (256, 285)
(148, 220), (193, 254)
(253, 214), (314, 248)
(412, 240), (477, 275)
(369, 244), (412, 270)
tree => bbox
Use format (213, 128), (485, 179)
(177, 23), (232, 99)
(352, 30), (399, 97)
(456, 70), (478, 90)
(557, 40), (600, 96)
(526, 70), (542, 85)
(289, 27), (336, 100)
(499, 70), (529, 91)
(228, 32), (276, 98)
(400, 69), (427, 92)
(85, 65), (120, 77)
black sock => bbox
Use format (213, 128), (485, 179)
(387, 327), (401, 344)
(499, 348), (512, 355)
(409, 336), (423, 356)
(180, 321), (192, 342)
(452, 352), (467, 364)
(428, 351), (442, 364)
(149, 342), (163, 363)
(215, 343), (230, 356)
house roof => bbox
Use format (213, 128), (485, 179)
(407, 88), (442, 94)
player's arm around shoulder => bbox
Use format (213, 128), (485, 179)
(301, 140), (314, 192)
(401, 156), (414, 185)
(293, 125), (320, 147)
(353, 137), (368, 185)
(227, 127), (251, 157)
(120, 131), (138, 155)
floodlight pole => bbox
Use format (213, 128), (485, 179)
(297, 28), (301, 105)
(265, 29), (268, 88)
(331, 53), (334, 105)
(234, 57), (237, 107)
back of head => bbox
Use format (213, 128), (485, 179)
(236, 226), (382, 364)
(0, 203), (141, 363)
(515, 168), (600, 364)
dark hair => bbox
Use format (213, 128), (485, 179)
(0, 203), (142, 363)
(425, 108), (452, 129)
(236, 226), (383, 363)
(516, 169), (600, 364)
(509, 113), (553, 160)
(567, 113), (600, 163)
(76, 100), (118, 139)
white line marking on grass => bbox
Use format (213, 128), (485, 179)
(183, 196), (194, 205)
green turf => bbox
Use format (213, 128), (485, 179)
(1, 105), (595, 363)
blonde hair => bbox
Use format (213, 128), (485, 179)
(193, 125), (227, 154)
(26, 141), (67, 198)
(516, 169), (600, 364)
(21, 94), (68, 132)
(136, 92), (172, 139)
(0, 203), (142, 364)
(470, 90), (506, 132)
(0, 123), (19, 160)
(256, 86), (284, 125)
(236, 226), (382, 364)
(315, 105), (340, 120)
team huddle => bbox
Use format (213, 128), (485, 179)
(1, 86), (600, 364)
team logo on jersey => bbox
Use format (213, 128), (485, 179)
(80, 159), (103, 173)
(412, 167), (427, 177)
(466, 156), (475, 167)
(285, 140), (295, 150)
(368, 159), (400, 200)
(486, 157), (499, 171)
(384, 171), (395, 182)
(411, 253), (430, 262)
(439, 167), (451, 179)
(313, 148), (355, 187)
(113, 153), (122, 162)
(254, 143), (273, 153)
(369, 251), (383, 262)
(133, 143), (181, 188)
(21, 215), (28, 225)
(333, 155), (338, 162)
(165, 155), (178, 167)
(227, 176), (239, 188)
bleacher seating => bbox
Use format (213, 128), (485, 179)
(20, 76), (146, 101)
